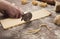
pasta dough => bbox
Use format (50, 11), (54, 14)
(21, 0), (28, 5)
(0, 9), (51, 29)
(39, 2), (47, 7)
(54, 15), (60, 25)
(32, 0), (38, 6)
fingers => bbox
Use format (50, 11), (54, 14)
(9, 13), (16, 18)
(6, 8), (22, 18)
(18, 12), (21, 18)
(4, 4), (22, 18)
(15, 12), (19, 18)
(14, 9), (21, 18)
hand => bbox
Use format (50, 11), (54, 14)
(0, 0), (24, 18)
(5, 5), (23, 18)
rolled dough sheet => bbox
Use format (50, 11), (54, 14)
(0, 9), (51, 29)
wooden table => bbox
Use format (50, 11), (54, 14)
(0, 0), (60, 39)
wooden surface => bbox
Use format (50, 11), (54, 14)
(0, 0), (60, 39)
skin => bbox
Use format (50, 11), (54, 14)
(0, 0), (24, 18)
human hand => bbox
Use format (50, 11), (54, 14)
(0, 0), (24, 18)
